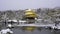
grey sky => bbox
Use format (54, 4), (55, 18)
(0, 0), (60, 11)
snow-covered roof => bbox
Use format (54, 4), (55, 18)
(19, 20), (26, 22)
(8, 20), (17, 22)
(12, 20), (17, 22)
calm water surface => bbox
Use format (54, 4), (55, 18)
(12, 28), (60, 34)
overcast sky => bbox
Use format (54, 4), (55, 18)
(0, 0), (60, 11)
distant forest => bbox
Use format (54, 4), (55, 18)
(0, 7), (60, 22)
